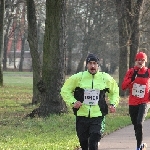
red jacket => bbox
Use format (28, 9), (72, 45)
(122, 66), (150, 105)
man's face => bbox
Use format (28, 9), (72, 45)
(135, 59), (146, 68)
(87, 61), (99, 74)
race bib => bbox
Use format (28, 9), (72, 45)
(132, 83), (146, 98)
(83, 89), (100, 105)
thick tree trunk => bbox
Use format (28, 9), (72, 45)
(33, 0), (67, 116)
(26, 0), (42, 104)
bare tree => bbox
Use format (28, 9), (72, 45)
(66, 0), (119, 73)
(115, 0), (145, 96)
(3, 0), (27, 71)
(0, 0), (5, 86)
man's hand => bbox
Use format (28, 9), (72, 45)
(109, 105), (116, 113)
(73, 101), (82, 108)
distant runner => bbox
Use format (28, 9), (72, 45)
(122, 51), (150, 150)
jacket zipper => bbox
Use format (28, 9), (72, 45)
(88, 75), (94, 117)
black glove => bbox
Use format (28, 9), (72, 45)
(74, 87), (84, 102)
(72, 87), (84, 116)
(131, 70), (138, 82)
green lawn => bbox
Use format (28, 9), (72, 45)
(0, 72), (149, 150)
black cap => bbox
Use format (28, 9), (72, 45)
(86, 53), (99, 65)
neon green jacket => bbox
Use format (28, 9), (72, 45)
(60, 71), (119, 118)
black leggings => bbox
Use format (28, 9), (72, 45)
(129, 103), (150, 148)
(76, 116), (103, 150)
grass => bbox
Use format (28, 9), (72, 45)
(0, 72), (150, 150)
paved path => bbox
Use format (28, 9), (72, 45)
(99, 119), (150, 150)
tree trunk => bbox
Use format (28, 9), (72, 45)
(67, 48), (72, 75)
(129, 0), (144, 68)
(76, 35), (91, 73)
(30, 0), (67, 117)
(0, 0), (5, 86)
(13, 31), (16, 70)
(3, 19), (11, 71)
(19, 35), (25, 71)
(115, 1), (130, 96)
(26, 0), (42, 104)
